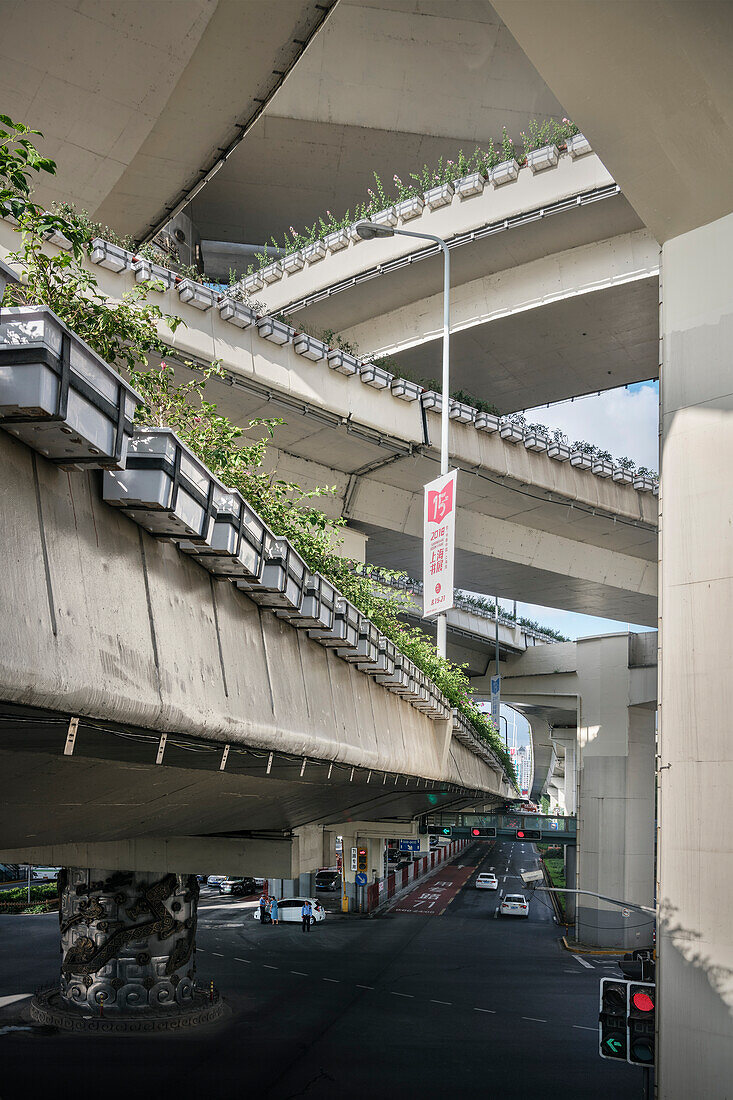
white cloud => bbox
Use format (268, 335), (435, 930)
(524, 382), (659, 472)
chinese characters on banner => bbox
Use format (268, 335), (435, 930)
(490, 674), (501, 728)
(423, 469), (457, 618)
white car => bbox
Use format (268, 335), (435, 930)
(253, 896), (326, 924)
(476, 873), (498, 890)
(206, 875), (227, 888)
(500, 893), (530, 918)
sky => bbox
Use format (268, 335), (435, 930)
(494, 380), (659, 640)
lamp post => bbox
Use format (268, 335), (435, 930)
(355, 220), (451, 658)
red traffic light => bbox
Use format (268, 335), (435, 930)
(632, 990), (654, 1013)
(471, 828), (480, 836)
(358, 848), (367, 856)
(517, 830), (525, 838)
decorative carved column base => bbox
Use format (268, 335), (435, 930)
(55, 868), (201, 1015)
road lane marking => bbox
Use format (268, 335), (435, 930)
(572, 954), (594, 969)
(391, 992), (414, 998)
(356, 985), (374, 990)
(323, 977), (340, 983)
(212, 952), (224, 957)
(235, 957), (250, 963)
(430, 999), (452, 1005)
(291, 971), (307, 976)
(263, 964), (278, 969)
(574, 1025), (597, 1031)
(522, 1016), (547, 1023)
(474, 1007), (496, 1014)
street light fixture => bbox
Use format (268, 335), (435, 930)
(355, 220), (452, 659)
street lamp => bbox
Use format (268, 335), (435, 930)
(355, 220), (452, 658)
(499, 714), (509, 748)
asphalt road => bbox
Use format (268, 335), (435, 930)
(0, 842), (643, 1099)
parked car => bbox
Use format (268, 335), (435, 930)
(219, 877), (256, 896)
(315, 870), (342, 892)
(476, 873), (498, 890)
(500, 893), (530, 918)
(206, 875), (227, 888)
(253, 897), (325, 924)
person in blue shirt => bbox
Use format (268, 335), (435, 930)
(269, 895), (279, 925)
(258, 892), (270, 925)
(301, 899), (313, 932)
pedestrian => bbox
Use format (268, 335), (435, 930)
(270, 895), (279, 925)
(301, 899), (313, 932)
(258, 892), (269, 925)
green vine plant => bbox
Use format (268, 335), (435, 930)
(0, 113), (515, 784)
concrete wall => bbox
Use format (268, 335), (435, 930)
(0, 429), (498, 796)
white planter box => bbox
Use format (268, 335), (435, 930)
(490, 159), (519, 187)
(391, 377), (421, 402)
(282, 251), (305, 273)
(293, 333), (328, 362)
(308, 596), (361, 651)
(652, 483), (659, 497)
(396, 195), (424, 222)
(0, 305), (141, 470)
(327, 348), (360, 376)
(360, 362), (393, 389)
(524, 433), (548, 453)
(591, 459), (614, 478)
(103, 426), (224, 542)
(527, 144), (559, 173)
(278, 571), (337, 630)
(567, 133), (592, 159)
(132, 258), (177, 291)
(633, 475), (655, 493)
(303, 241), (327, 264)
(547, 442), (571, 462)
(257, 317), (293, 346)
(372, 207), (398, 228)
(260, 262), (283, 284)
(454, 172), (485, 200)
(247, 537), (307, 613)
(45, 228), (73, 250)
(421, 390), (442, 413)
(612, 467), (634, 484)
(90, 238), (130, 273)
(177, 279), (217, 311)
(218, 298), (257, 329)
(499, 422), (525, 444)
(474, 411), (500, 434)
(570, 450), (593, 470)
(449, 400), (475, 424)
(424, 182), (454, 210)
(324, 229), (350, 253)
(243, 270), (265, 293)
(191, 487), (271, 581)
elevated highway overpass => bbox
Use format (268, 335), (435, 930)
(0, 219), (657, 626)
(250, 149), (659, 412)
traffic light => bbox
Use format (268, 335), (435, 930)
(357, 846), (368, 873)
(599, 978), (628, 1061)
(516, 829), (542, 841)
(427, 826), (452, 837)
(627, 982), (655, 1066)
(470, 827), (496, 838)
(620, 951), (656, 982)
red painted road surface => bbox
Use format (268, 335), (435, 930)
(387, 864), (475, 916)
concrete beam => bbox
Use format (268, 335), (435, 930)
(342, 228), (658, 364)
(0, 836), (294, 878)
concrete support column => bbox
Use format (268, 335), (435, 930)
(552, 730), (578, 817)
(658, 213), (733, 1095)
(340, 833), (357, 912)
(564, 843), (577, 925)
(58, 868), (198, 1014)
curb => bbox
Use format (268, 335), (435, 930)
(561, 935), (626, 956)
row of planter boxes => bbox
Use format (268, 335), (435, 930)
(238, 136), (592, 295)
(452, 711), (504, 771)
(0, 312), (458, 732)
(493, 418), (657, 492)
(99, 426), (453, 720)
(29, 238), (659, 497)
